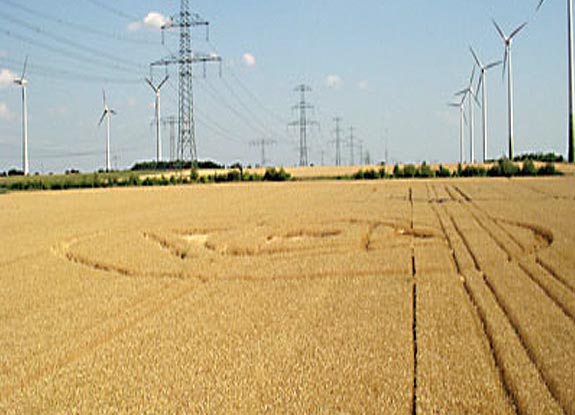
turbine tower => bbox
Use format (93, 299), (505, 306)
(470, 47), (502, 162)
(493, 20), (528, 160)
(448, 96), (466, 164)
(98, 90), (116, 172)
(14, 57), (29, 175)
(456, 67), (480, 163)
(146, 76), (169, 163)
(538, 0), (575, 162)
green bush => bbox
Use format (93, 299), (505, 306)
(393, 164), (403, 178)
(537, 163), (560, 176)
(436, 165), (452, 178)
(403, 164), (417, 178)
(263, 167), (291, 182)
(461, 165), (487, 177)
(521, 160), (537, 176)
(416, 162), (435, 178)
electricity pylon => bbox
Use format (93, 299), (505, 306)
(330, 117), (343, 166)
(151, 0), (221, 165)
(348, 126), (356, 166)
(288, 84), (318, 166)
(249, 138), (277, 167)
(162, 116), (178, 161)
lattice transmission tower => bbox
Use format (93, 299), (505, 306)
(288, 84), (318, 166)
(249, 138), (277, 167)
(151, 0), (221, 164)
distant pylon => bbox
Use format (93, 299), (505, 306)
(348, 126), (355, 166)
(162, 116), (178, 161)
(288, 84), (318, 166)
(249, 138), (277, 166)
(151, 0), (222, 165)
(332, 117), (343, 166)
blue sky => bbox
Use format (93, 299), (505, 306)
(0, 0), (567, 172)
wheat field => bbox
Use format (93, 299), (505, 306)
(0, 176), (574, 414)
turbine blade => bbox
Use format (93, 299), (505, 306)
(455, 88), (469, 97)
(102, 89), (107, 107)
(469, 46), (482, 68)
(145, 78), (155, 91)
(477, 75), (483, 96)
(158, 75), (169, 90)
(536, 0), (545, 11)
(473, 90), (481, 107)
(21, 55), (28, 80)
(469, 66), (476, 86)
(492, 19), (506, 41)
(510, 22), (528, 39)
(502, 48), (508, 81)
(98, 111), (106, 126)
(485, 60), (503, 70)
(463, 112), (468, 126)
(448, 103), (460, 108)
(110, 109), (117, 115)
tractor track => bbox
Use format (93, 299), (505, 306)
(438, 184), (566, 414)
(427, 193), (519, 414)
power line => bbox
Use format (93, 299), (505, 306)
(164, 79), (243, 145)
(219, 76), (287, 141)
(199, 79), (270, 137)
(82, 0), (140, 22)
(227, 69), (288, 125)
(0, 0), (158, 46)
(0, 10), (145, 71)
(0, 27), (141, 76)
(0, 57), (141, 85)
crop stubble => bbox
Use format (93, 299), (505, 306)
(0, 177), (574, 414)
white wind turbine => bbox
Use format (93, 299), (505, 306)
(493, 20), (528, 160)
(537, 0), (574, 162)
(448, 95), (467, 164)
(145, 75), (169, 163)
(456, 67), (480, 163)
(98, 90), (117, 172)
(470, 47), (502, 163)
(13, 57), (29, 175)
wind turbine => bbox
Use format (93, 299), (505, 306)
(14, 57), (29, 175)
(537, 0), (574, 162)
(493, 20), (528, 160)
(98, 90), (116, 172)
(470, 47), (502, 163)
(145, 75), (169, 163)
(456, 67), (480, 163)
(448, 96), (467, 164)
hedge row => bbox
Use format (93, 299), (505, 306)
(353, 160), (561, 181)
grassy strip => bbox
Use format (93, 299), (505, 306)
(0, 167), (292, 193)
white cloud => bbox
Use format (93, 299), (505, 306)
(358, 80), (369, 91)
(0, 68), (16, 88)
(0, 102), (14, 121)
(326, 74), (343, 90)
(242, 53), (256, 67)
(127, 21), (143, 32)
(128, 11), (169, 32)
